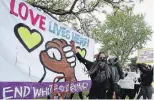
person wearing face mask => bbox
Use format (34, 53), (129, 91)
(70, 41), (115, 99)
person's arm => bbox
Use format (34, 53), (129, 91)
(137, 63), (152, 73)
(116, 63), (124, 79)
(109, 75), (116, 99)
(109, 67), (115, 93)
(76, 52), (93, 70)
(137, 63), (151, 73)
(149, 68), (153, 84)
(114, 67), (120, 82)
(71, 41), (93, 70)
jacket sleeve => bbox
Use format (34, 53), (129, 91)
(110, 74), (115, 91)
(138, 65), (151, 73)
(137, 63), (152, 73)
(109, 67), (115, 91)
(76, 52), (93, 71)
(116, 63), (124, 79)
(114, 68), (120, 82)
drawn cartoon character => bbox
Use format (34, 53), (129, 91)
(39, 38), (77, 82)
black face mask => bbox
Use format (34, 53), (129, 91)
(98, 61), (107, 70)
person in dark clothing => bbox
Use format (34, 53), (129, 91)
(107, 57), (124, 99)
(71, 41), (115, 99)
(121, 67), (141, 99)
(137, 63), (153, 99)
(120, 71), (136, 99)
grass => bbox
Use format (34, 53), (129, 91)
(72, 91), (89, 99)
(72, 91), (130, 99)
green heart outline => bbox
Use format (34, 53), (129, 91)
(76, 46), (87, 58)
(14, 23), (44, 52)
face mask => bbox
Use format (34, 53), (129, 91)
(98, 61), (106, 70)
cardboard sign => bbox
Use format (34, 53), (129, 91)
(137, 48), (154, 64)
(118, 80), (134, 89)
(118, 72), (140, 89)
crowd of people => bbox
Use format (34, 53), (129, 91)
(47, 41), (153, 99)
(70, 41), (153, 99)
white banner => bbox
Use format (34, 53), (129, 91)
(118, 79), (134, 89)
(118, 72), (140, 89)
(0, 0), (95, 82)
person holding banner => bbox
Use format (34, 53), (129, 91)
(137, 63), (153, 99)
(70, 41), (115, 99)
(120, 71), (136, 99)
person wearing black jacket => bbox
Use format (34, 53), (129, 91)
(71, 42), (115, 99)
(137, 63), (153, 99)
(107, 57), (124, 99)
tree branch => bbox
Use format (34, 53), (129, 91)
(70, 0), (78, 12)
(76, 0), (100, 14)
(43, 10), (59, 21)
(31, 0), (79, 15)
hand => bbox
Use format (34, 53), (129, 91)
(112, 91), (116, 99)
(120, 76), (124, 79)
(40, 39), (77, 81)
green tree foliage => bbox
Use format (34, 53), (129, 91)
(93, 7), (153, 65)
